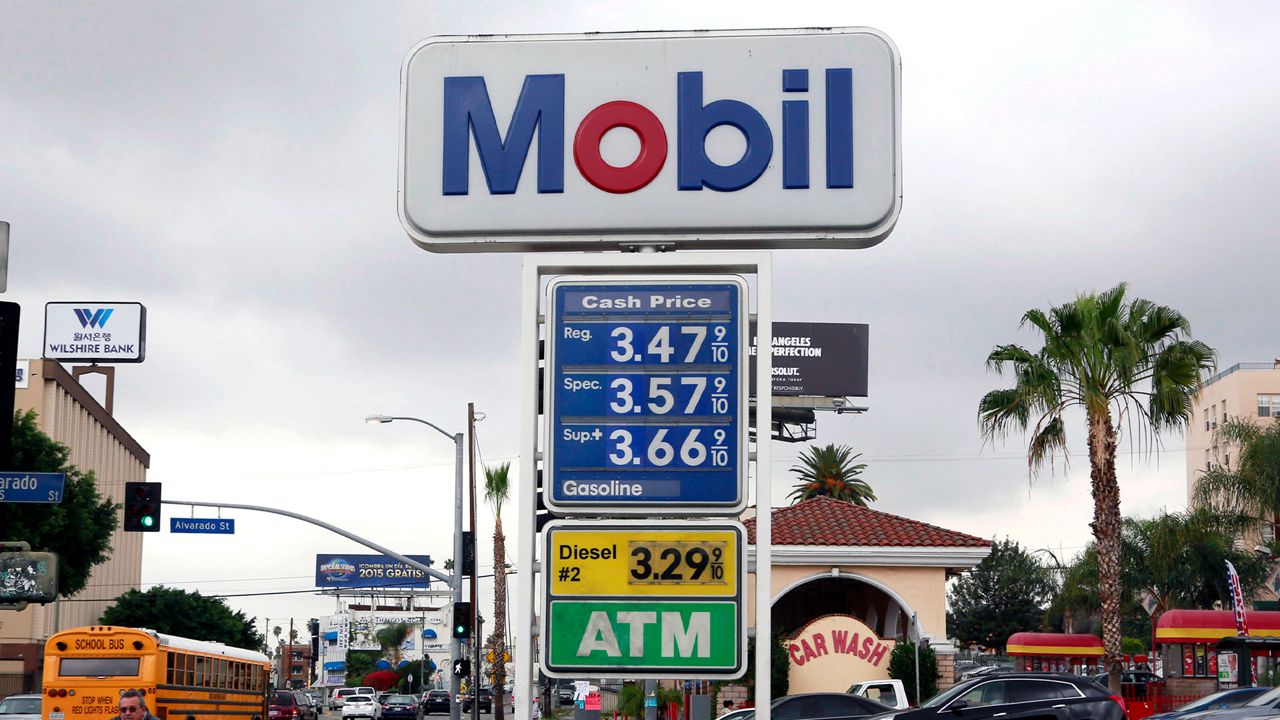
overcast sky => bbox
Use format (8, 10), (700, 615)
(3, 1), (1278, 642)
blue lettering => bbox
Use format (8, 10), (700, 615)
(676, 72), (773, 192)
(781, 69), (809, 189)
(825, 69), (853, 188)
(442, 74), (565, 195)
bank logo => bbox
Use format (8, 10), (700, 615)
(73, 308), (113, 329)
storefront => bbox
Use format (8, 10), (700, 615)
(1156, 609), (1280, 695)
(1006, 632), (1104, 675)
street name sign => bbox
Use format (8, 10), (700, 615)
(545, 277), (748, 515)
(0, 472), (65, 503)
(170, 518), (235, 534)
(399, 28), (902, 252)
(542, 519), (745, 678)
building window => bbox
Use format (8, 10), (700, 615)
(1260, 394), (1280, 417)
(291, 665), (302, 675)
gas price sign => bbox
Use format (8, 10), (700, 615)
(546, 277), (747, 514)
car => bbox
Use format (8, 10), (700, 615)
(1175, 685), (1280, 720)
(959, 665), (1014, 681)
(270, 691), (317, 720)
(343, 695), (383, 720)
(0, 694), (42, 720)
(736, 693), (888, 720)
(296, 693), (321, 720)
(463, 688), (493, 713)
(717, 710), (753, 720)
(872, 673), (1125, 720)
(381, 694), (421, 720)
(1091, 670), (1165, 700)
(423, 690), (452, 715)
(1146, 687), (1270, 720)
(377, 693), (394, 706)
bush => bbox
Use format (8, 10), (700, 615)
(887, 642), (937, 705)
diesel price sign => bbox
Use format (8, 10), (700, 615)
(545, 277), (748, 514)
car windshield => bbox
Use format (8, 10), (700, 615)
(1245, 687), (1280, 707)
(920, 681), (979, 709)
(0, 698), (42, 714)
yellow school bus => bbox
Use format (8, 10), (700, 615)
(42, 625), (270, 720)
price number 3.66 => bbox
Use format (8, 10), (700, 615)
(608, 428), (730, 468)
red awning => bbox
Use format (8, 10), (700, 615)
(1007, 633), (1105, 657)
(1156, 609), (1280, 644)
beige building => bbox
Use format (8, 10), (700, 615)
(741, 497), (991, 695)
(1185, 361), (1280, 520)
(0, 359), (149, 693)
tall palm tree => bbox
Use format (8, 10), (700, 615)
(484, 462), (511, 720)
(1194, 417), (1280, 542)
(787, 443), (875, 505)
(978, 283), (1214, 691)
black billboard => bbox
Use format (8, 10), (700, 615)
(748, 322), (868, 398)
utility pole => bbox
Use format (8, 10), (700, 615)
(468, 402), (480, 720)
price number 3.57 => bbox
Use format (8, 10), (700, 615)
(608, 428), (730, 468)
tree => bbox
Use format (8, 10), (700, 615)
(948, 540), (1055, 652)
(375, 622), (413, 666)
(979, 283), (1214, 690)
(484, 462), (511, 720)
(787, 443), (875, 505)
(1194, 417), (1280, 542)
(100, 585), (262, 650)
(1, 410), (119, 596)
(743, 634), (790, 699)
(887, 642), (938, 705)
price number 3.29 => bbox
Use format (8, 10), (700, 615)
(608, 428), (729, 468)
(629, 543), (726, 584)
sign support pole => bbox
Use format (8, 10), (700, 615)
(754, 254), (772, 720)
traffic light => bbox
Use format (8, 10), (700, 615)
(123, 482), (162, 532)
(452, 658), (470, 677)
(452, 601), (472, 639)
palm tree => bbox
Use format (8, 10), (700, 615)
(375, 622), (413, 666)
(787, 443), (875, 505)
(484, 462), (511, 720)
(1194, 417), (1280, 543)
(978, 283), (1214, 691)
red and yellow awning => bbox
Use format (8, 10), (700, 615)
(1007, 633), (1105, 657)
(1156, 610), (1280, 643)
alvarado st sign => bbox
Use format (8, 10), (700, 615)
(399, 28), (901, 252)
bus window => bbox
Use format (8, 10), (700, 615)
(194, 656), (208, 687)
(219, 659), (228, 689)
(59, 658), (141, 676)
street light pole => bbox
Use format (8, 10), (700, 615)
(366, 414), (465, 720)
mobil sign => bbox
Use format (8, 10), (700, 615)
(399, 28), (901, 253)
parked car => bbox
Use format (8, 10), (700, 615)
(334, 687), (377, 711)
(1176, 685), (1280, 720)
(958, 665), (1014, 682)
(381, 694), (421, 720)
(738, 693), (889, 720)
(0, 694), (42, 720)
(343, 695), (383, 720)
(463, 688), (493, 713)
(270, 691), (316, 720)
(423, 690), (452, 715)
(848, 679), (908, 710)
(297, 693), (321, 720)
(873, 672), (1125, 720)
(1146, 687), (1270, 720)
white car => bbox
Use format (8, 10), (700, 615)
(342, 696), (382, 720)
(0, 694), (42, 720)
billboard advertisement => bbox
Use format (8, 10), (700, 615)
(347, 609), (451, 655)
(314, 554), (434, 589)
(749, 322), (869, 398)
(44, 302), (147, 363)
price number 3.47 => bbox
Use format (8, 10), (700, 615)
(610, 325), (731, 364)
(608, 428), (730, 468)
(629, 543), (726, 584)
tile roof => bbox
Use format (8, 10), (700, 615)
(744, 496), (992, 548)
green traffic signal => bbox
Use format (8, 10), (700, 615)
(141, 516), (154, 528)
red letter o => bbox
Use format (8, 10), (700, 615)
(573, 101), (668, 194)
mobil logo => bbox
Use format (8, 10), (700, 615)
(400, 28), (902, 252)
(442, 67), (855, 196)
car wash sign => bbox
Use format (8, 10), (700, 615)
(399, 28), (901, 252)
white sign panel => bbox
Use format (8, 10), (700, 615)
(44, 302), (146, 363)
(400, 28), (901, 252)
